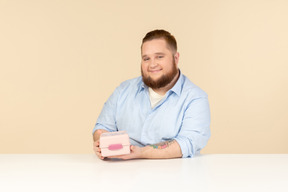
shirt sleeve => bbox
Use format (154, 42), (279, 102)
(92, 87), (121, 135)
(174, 96), (211, 158)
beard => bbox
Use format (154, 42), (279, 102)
(141, 59), (178, 89)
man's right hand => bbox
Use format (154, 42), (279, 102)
(93, 129), (108, 160)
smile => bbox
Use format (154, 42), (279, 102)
(149, 69), (162, 73)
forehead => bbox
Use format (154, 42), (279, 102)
(141, 39), (171, 55)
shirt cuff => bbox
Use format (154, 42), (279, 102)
(174, 136), (194, 158)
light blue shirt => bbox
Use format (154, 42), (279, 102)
(93, 71), (211, 158)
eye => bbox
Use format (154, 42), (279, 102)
(143, 57), (150, 61)
(157, 55), (164, 59)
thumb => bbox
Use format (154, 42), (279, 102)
(130, 145), (135, 151)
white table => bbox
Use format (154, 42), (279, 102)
(0, 154), (287, 192)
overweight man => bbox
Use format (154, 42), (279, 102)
(93, 29), (210, 159)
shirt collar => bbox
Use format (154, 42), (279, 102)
(138, 69), (183, 96)
(139, 80), (146, 92)
(169, 69), (183, 96)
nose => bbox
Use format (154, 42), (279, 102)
(149, 58), (158, 68)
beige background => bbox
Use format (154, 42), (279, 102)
(0, 0), (287, 154)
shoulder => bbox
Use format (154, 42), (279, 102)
(181, 74), (208, 99)
(117, 76), (142, 89)
(113, 76), (142, 95)
(106, 77), (142, 102)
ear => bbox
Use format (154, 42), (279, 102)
(174, 52), (180, 66)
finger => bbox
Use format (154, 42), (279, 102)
(93, 146), (101, 154)
(93, 143), (104, 160)
(94, 140), (100, 147)
(96, 147), (101, 153)
(93, 145), (100, 153)
(94, 143), (101, 152)
(99, 154), (105, 160)
(96, 152), (105, 160)
(130, 145), (138, 153)
(93, 143), (99, 150)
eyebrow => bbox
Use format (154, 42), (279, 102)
(142, 52), (165, 58)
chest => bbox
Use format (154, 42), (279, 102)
(115, 92), (186, 142)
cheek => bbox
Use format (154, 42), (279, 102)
(141, 64), (146, 75)
(141, 63), (147, 71)
(160, 61), (171, 72)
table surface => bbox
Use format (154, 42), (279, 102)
(0, 154), (287, 192)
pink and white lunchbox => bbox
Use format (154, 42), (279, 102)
(99, 131), (130, 157)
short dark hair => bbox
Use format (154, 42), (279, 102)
(142, 29), (177, 53)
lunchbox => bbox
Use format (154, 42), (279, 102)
(99, 131), (130, 157)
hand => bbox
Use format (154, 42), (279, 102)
(107, 145), (144, 160)
(93, 129), (108, 160)
(93, 140), (105, 160)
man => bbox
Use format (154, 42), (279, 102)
(93, 29), (210, 159)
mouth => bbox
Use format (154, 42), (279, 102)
(149, 69), (162, 73)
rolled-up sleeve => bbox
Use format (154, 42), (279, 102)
(175, 96), (211, 158)
(92, 87), (121, 135)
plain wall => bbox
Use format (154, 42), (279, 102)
(0, 0), (287, 153)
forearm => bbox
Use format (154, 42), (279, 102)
(140, 140), (182, 159)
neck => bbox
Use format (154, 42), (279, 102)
(152, 70), (180, 95)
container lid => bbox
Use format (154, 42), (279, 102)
(100, 131), (130, 148)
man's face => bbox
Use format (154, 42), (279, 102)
(141, 39), (179, 89)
